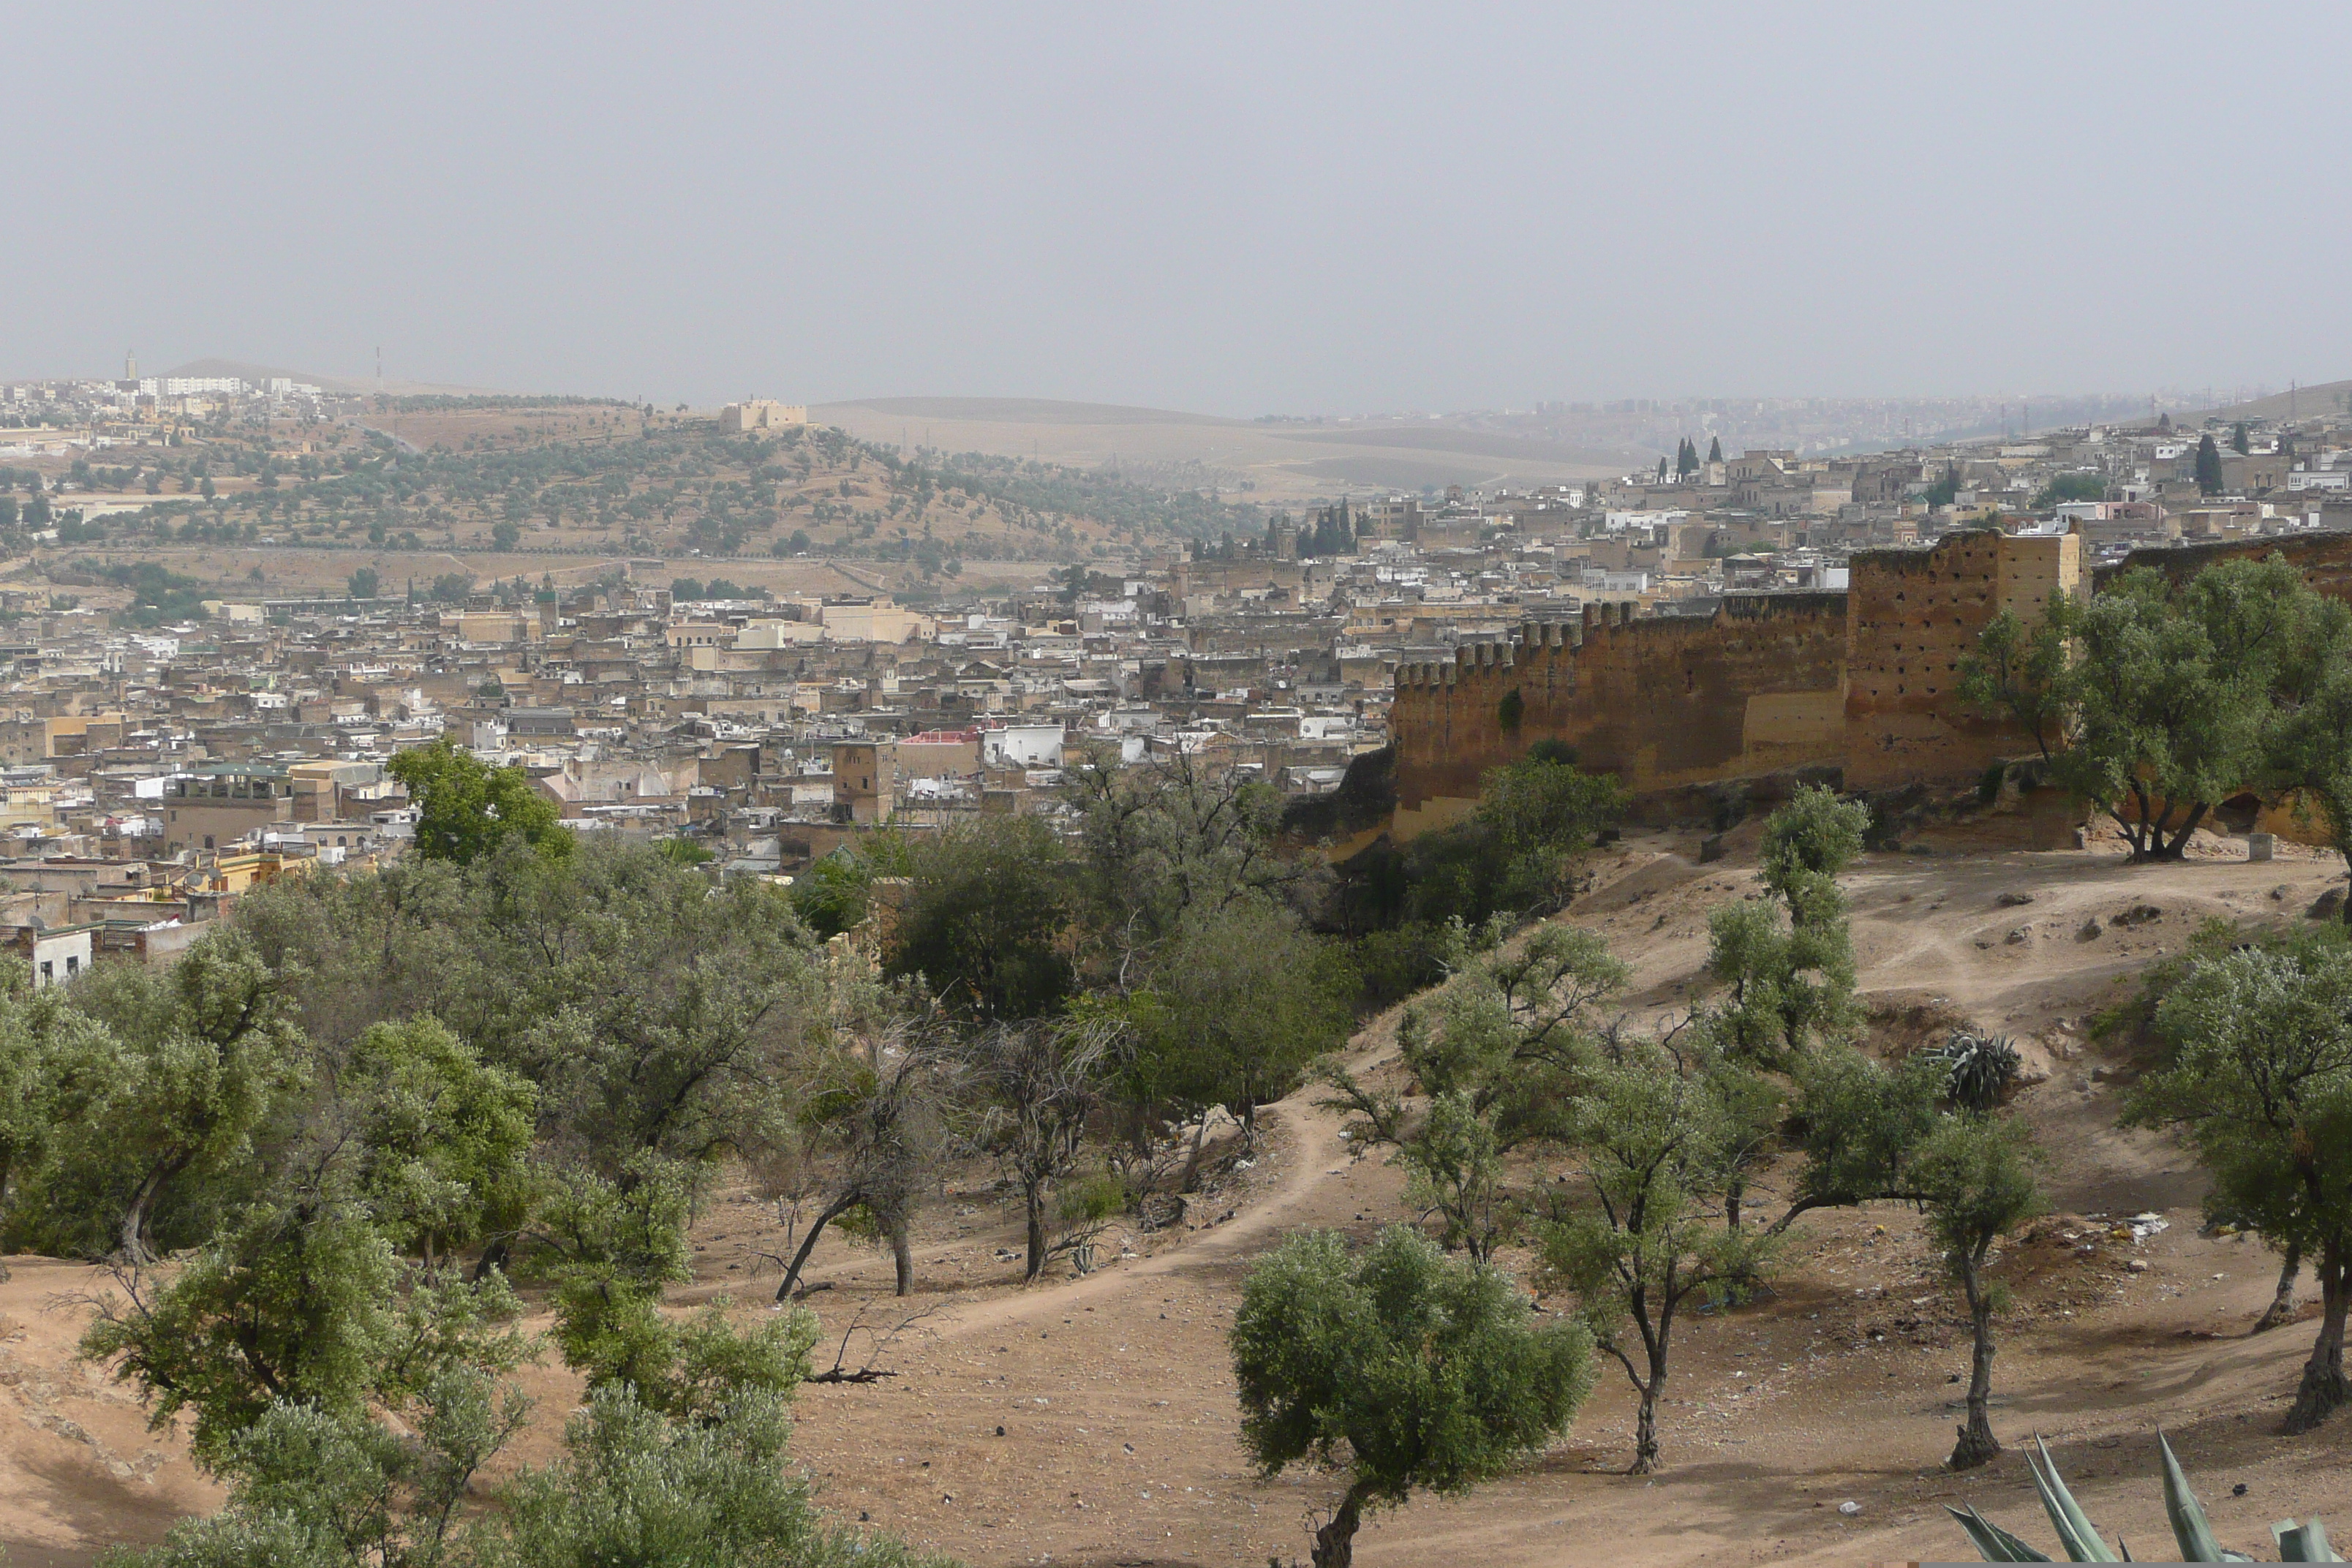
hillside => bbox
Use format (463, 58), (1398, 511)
(11, 826), (2351, 1565)
(817, 396), (1637, 502)
(11, 398), (1267, 606)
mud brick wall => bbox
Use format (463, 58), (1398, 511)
(1842, 530), (2081, 790)
(1390, 595), (1850, 812)
(1390, 529), (2096, 823)
(2101, 529), (2352, 599)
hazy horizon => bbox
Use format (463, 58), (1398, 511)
(12, 4), (2348, 414)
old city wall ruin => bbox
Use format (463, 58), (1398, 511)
(1390, 530), (2083, 834)
(1391, 593), (1850, 829)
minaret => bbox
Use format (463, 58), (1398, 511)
(125, 350), (137, 380)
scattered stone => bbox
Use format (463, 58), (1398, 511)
(2112, 904), (2163, 927)
(2077, 919), (2103, 941)
(1698, 833), (1726, 864)
(1995, 891), (2035, 907)
(1839, 1500), (1863, 1516)
(2005, 927), (2029, 945)
(2127, 1259), (2149, 1273)
(2310, 888), (2345, 921)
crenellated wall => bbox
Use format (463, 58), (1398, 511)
(1391, 593), (1849, 812)
(1390, 529), (2082, 829)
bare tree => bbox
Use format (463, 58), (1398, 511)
(769, 1010), (948, 1303)
(952, 1016), (1123, 1281)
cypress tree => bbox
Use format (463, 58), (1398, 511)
(2194, 434), (2225, 494)
(1706, 435), (1723, 465)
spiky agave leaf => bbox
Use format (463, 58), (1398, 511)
(2028, 1436), (2124, 1561)
(2275, 1516), (2342, 1561)
(1949, 1503), (2056, 1561)
(2158, 1430), (2229, 1561)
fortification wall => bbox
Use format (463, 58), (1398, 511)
(1390, 594), (1849, 813)
(1842, 529), (2080, 789)
(1388, 529), (2092, 826)
(2103, 530), (2352, 598)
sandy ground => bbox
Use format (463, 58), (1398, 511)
(11, 829), (2352, 1564)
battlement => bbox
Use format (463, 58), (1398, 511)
(1389, 529), (2083, 826)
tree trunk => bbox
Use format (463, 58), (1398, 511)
(1725, 1176), (1743, 1235)
(471, 1237), (511, 1284)
(774, 1192), (859, 1303)
(889, 1218), (913, 1297)
(2284, 1241), (2349, 1434)
(1949, 1255), (2001, 1469)
(1310, 1485), (1367, 1568)
(2255, 1241), (2302, 1334)
(1023, 1181), (1047, 1282)
(1631, 1371), (1662, 1475)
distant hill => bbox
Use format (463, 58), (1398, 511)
(2188, 380), (2352, 425)
(163, 357), (489, 397)
(819, 396), (1238, 428)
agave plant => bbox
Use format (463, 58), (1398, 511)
(1948, 1433), (2339, 1561)
(1929, 1028), (2022, 1113)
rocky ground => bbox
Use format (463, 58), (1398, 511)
(10, 826), (2352, 1564)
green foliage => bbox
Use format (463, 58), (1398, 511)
(1125, 897), (1355, 1134)
(1704, 786), (1864, 1069)
(32, 932), (309, 1260)
(340, 1019), (537, 1262)
(2130, 933), (2352, 1432)
(790, 849), (877, 938)
(1915, 1109), (2048, 1468)
(2032, 472), (2107, 508)
(1326, 924), (1623, 1262)
(94, 559), (210, 626)
(81, 1156), (527, 1469)
(2196, 432), (2226, 494)
(1541, 1039), (1776, 1472)
(1924, 1028), (2022, 1114)
(389, 740), (574, 866)
(655, 835), (713, 866)
(1231, 1226), (1591, 1565)
(1496, 686), (1524, 733)
(1969, 557), (2342, 862)
(1343, 753), (1624, 933)
(1068, 751), (1296, 951)
(347, 566), (381, 599)
(481, 1383), (934, 1568)
(885, 815), (1072, 1020)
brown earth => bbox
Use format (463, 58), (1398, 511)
(10, 829), (2352, 1564)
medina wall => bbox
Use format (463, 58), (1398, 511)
(1390, 594), (1849, 816)
(2102, 529), (2352, 598)
(1842, 529), (2080, 790)
(1388, 529), (2084, 832)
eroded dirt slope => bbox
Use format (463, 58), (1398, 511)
(12, 829), (2352, 1565)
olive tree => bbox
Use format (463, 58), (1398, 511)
(1324, 924), (1624, 1261)
(1230, 1226), (1592, 1568)
(1912, 1111), (2047, 1469)
(1542, 1041), (1774, 1474)
(2132, 936), (2352, 1433)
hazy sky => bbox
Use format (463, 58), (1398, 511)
(12, 4), (2347, 414)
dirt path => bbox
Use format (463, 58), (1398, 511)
(10, 829), (2352, 1564)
